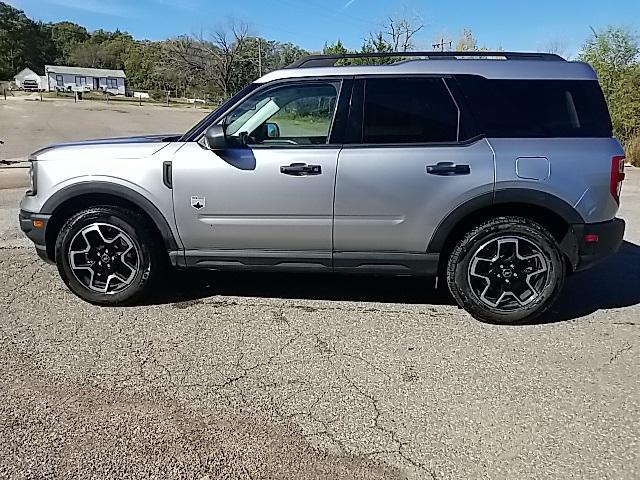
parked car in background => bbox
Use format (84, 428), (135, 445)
(19, 51), (626, 324)
(22, 79), (40, 92)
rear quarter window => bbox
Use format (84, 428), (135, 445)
(455, 75), (613, 138)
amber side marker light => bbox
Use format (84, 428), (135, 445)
(32, 219), (45, 229)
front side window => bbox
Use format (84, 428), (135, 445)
(362, 78), (459, 144)
(223, 81), (340, 146)
(56, 75), (63, 87)
(107, 78), (119, 88)
(75, 76), (87, 86)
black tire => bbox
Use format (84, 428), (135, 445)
(55, 206), (163, 306)
(446, 216), (565, 324)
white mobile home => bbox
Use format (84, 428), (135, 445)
(44, 65), (126, 95)
(14, 68), (46, 90)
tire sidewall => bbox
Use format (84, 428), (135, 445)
(55, 208), (154, 305)
(449, 219), (565, 324)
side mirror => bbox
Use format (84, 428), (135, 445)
(204, 125), (227, 150)
(265, 122), (280, 139)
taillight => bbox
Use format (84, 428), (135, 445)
(610, 155), (626, 203)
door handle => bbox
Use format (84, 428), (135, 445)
(280, 163), (322, 176)
(427, 162), (471, 176)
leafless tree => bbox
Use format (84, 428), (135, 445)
(383, 15), (424, 51)
(541, 39), (571, 59)
(456, 28), (478, 51)
(159, 36), (213, 95)
(209, 21), (250, 96)
(160, 20), (251, 99)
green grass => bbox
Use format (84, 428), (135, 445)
(271, 115), (330, 137)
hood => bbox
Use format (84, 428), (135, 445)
(31, 134), (182, 162)
(52, 133), (182, 147)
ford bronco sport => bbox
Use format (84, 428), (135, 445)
(19, 51), (626, 324)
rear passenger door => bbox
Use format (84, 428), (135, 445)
(333, 76), (495, 273)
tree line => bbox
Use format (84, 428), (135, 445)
(0, 2), (301, 97)
(580, 26), (640, 163)
(0, 2), (483, 95)
(0, 1), (638, 163)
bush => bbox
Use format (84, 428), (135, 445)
(149, 90), (166, 101)
(626, 136), (640, 167)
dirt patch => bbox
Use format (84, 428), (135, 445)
(0, 97), (208, 158)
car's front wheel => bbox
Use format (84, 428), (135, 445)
(55, 206), (162, 306)
(446, 216), (565, 324)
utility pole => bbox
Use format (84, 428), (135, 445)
(432, 37), (452, 52)
(257, 38), (263, 77)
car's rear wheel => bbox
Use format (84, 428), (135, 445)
(55, 206), (161, 306)
(446, 216), (565, 324)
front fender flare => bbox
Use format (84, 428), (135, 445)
(41, 181), (179, 251)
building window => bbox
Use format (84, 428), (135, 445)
(56, 75), (63, 87)
(107, 78), (119, 89)
(75, 76), (87, 86)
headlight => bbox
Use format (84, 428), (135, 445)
(27, 160), (37, 196)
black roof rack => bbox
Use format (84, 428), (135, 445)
(287, 51), (565, 68)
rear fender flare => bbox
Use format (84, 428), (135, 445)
(427, 189), (584, 260)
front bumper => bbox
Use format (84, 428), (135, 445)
(573, 218), (626, 272)
(19, 210), (53, 263)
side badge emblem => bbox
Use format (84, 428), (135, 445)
(191, 196), (205, 210)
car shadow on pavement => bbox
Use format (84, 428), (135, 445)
(544, 241), (640, 323)
(149, 241), (640, 323)
(152, 270), (454, 306)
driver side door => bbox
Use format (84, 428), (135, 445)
(171, 79), (347, 270)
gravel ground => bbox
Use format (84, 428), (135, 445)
(0, 94), (208, 160)
(0, 98), (638, 478)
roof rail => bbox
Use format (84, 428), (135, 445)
(287, 51), (565, 68)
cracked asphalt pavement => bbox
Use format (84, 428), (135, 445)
(1, 171), (639, 479)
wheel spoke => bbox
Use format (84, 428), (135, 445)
(468, 236), (550, 311)
(68, 222), (140, 295)
(69, 251), (93, 269)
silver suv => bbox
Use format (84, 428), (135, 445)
(19, 51), (626, 324)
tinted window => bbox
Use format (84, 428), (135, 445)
(362, 78), (459, 144)
(455, 75), (613, 138)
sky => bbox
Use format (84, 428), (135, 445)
(6, 0), (640, 58)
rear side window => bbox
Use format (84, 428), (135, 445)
(455, 75), (613, 138)
(362, 78), (459, 144)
